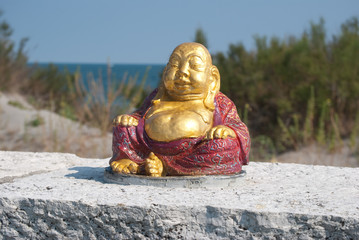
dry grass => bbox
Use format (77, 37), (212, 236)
(0, 58), (148, 159)
(67, 63), (149, 135)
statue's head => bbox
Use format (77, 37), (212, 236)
(155, 42), (220, 110)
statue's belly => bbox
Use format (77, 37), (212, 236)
(145, 111), (211, 142)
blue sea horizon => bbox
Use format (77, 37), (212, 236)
(28, 62), (166, 90)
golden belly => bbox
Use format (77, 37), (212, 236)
(145, 111), (211, 142)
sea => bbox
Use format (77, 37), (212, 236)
(30, 63), (166, 90)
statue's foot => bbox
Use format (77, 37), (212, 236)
(110, 159), (139, 174)
(145, 152), (164, 177)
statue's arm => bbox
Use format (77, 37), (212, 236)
(205, 92), (250, 164)
(220, 94), (251, 164)
(205, 92), (238, 140)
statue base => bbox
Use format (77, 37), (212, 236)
(104, 167), (246, 188)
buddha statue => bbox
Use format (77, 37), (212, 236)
(110, 42), (250, 177)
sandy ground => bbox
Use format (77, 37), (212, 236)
(274, 143), (359, 168)
(0, 92), (358, 167)
(0, 92), (112, 158)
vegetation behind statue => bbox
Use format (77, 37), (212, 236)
(1, 10), (358, 159)
(213, 17), (359, 156)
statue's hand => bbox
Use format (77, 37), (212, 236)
(110, 159), (139, 174)
(145, 152), (164, 177)
(113, 115), (139, 127)
(205, 125), (236, 140)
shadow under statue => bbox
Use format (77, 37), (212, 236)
(104, 42), (250, 187)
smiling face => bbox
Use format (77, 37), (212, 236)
(163, 43), (213, 101)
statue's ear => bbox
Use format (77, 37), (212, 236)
(210, 65), (220, 92)
(204, 65), (220, 111)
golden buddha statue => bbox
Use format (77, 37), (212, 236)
(110, 42), (250, 177)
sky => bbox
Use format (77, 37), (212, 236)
(1, 0), (358, 64)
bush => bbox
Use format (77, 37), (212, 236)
(214, 17), (359, 152)
(0, 11), (29, 92)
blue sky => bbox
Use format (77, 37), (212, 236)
(1, 0), (358, 64)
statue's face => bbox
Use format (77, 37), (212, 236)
(163, 43), (212, 101)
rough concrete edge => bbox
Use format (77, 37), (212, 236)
(1, 197), (358, 239)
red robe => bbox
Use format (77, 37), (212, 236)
(110, 89), (250, 175)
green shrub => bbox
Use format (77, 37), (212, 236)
(214, 17), (359, 153)
(26, 114), (44, 127)
(8, 100), (26, 109)
(0, 11), (29, 92)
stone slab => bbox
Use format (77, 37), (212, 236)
(0, 150), (358, 239)
(0, 151), (109, 183)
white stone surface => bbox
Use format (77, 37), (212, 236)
(0, 150), (358, 239)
